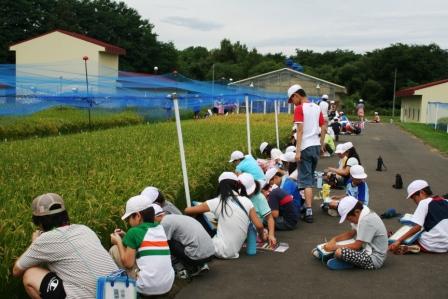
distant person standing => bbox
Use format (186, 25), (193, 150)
(356, 99), (365, 122)
(288, 84), (327, 223)
(319, 94), (330, 123)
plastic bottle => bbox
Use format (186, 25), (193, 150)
(316, 172), (323, 189)
(246, 223), (257, 256)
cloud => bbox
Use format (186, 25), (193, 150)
(161, 16), (224, 32)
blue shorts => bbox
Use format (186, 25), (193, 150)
(298, 145), (320, 189)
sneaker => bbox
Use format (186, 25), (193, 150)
(323, 152), (331, 157)
(395, 245), (421, 255)
(327, 258), (354, 270)
(321, 203), (329, 213)
(303, 208), (313, 223)
(190, 263), (210, 277)
(327, 208), (339, 217)
(311, 248), (321, 259)
(177, 269), (191, 280)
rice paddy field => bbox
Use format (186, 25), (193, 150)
(0, 112), (292, 297)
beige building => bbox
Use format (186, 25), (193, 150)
(9, 29), (125, 94)
(230, 68), (346, 102)
(396, 79), (448, 123)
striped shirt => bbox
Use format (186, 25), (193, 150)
(17, 224), (118, 299)
(123, 222), (174, 295)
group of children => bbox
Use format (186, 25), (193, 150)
(12, 120), (447, 297)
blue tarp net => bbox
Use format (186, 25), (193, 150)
(0, 62), (320, 116)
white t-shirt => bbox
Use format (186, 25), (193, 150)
(319, 101), (329, 121)
(294, 102), (325, 151)
(206, 195), (254, 259)
(411, 197), (448, 252)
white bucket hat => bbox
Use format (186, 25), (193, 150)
(238, 173), (256, 195)
(350, 165), (367, 179)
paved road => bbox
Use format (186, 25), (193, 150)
(177, 123), (448, 299)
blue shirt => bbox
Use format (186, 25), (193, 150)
(236, 155), (265, 181)
(250, 192), (271, 220)
(280, 176), (302, 211)
(346, 179), (369, 205)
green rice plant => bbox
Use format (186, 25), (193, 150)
(0, 113), (294, 297)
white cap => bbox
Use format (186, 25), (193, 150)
(260, 142), (269, 154)
(229, 150), (244, 162)
(346, 157), (359, 167)
(322, 94), (329, 100)
(238, 173), (256, 195)
(350, 165), (367, 179)
(219, 171), (238, 182)
(280, 152), (296, 163)
(141, 186), (159, 204)
(122, 195), (152, 220)
(285, 145), (296, 153)
(334, 144), (345, 154)
(265, 168), (279, 185)
(270, 148), (283, 160)
(359, 99), (364, 102)
(407, 180), (429, 199)
(330, 100), (335, 104)
(374, 112), (378, 115)
(152, 204), (164, 216)
(287, 84), (303, 102)
(338, 196), (359, 223)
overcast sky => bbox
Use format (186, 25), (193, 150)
(119, 0), (448, 55)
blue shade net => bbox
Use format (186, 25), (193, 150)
(0, 61), (320, 117)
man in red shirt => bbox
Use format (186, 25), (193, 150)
(288, 84), (327, 223)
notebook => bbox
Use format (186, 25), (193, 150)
(388, 225), (423, 245)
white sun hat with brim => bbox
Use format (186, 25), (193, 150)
(346, 157), (359, 167)
(238, 173), (256, 196)
(350, 165), (367, 179)
(122, 195), (152, 220)
(259, 142), (269, 154)
(265, 168), (279, 186)
(334, 144), (345, 154)
(219, 171), (238, 182)
(229, 150), (244, 162)
(141, 186), (159, 204)
(270, 148), (283, 160)
(406, 180), (429, 199)
(280, 152), (296, 163)
(285, 145), (296, 153)
(337, 196), (358, 224)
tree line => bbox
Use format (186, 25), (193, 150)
(1, 0), (448, 109)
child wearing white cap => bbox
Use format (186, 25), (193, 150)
(238, 173), (277, 247)
(229, 150), (265, 182)
(110, 198), (174, 296)
(326, 142), (361, 187)
(324, 165), (369, 216)
(389, 180), (448, 254)
(321, 196), (388, 270)
(185, 172), (266, 259)
(141, 186), (181, 215)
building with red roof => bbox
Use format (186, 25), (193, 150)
(395, 79), (448, 123)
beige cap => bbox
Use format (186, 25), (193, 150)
(32, 193), (66, 216)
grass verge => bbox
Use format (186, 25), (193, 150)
(398, 122), (448, 156)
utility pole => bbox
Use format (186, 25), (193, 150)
(392, 68), (397, 118)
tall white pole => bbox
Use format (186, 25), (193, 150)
(274, 100), (280, 148)
(288, 103), (291, 114)
(250, 100), (253, 114)
(392, 68), (397, 118)
(263, 100), (267, 114)
(245, 95), (252, 154)
(172, 93), (191, 207)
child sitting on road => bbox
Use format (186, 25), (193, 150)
(324, 165), (369, 216)
(389, 180), (448, 254)
(154, 205), (214, 280)
(141, 186), (182, 215)
(318, 196), (388, 270)
(265, 168), (302, 212)
(264, 187), (300, 231)
(184, 172), (266, 259)
(110, 196), (175, 296)
(238, 173), (277, 247)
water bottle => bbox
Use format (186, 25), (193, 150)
(246, 223), (257, 256)
(317, 172), (323, 189)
